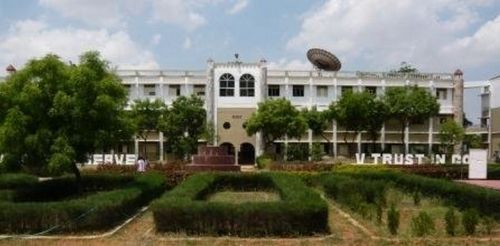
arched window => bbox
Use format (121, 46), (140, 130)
(219, 73), (235, 97)
(239, 74), (255, 97)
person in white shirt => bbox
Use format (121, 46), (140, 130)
(137, 156), (145, 172)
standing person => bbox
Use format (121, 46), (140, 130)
(137, 156), (145, 172)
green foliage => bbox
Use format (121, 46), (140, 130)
(302, 106), (332, 145)
(286, 143), (309, 161)
(387, 204), (400, 235)
(151, 173), (329, 236)
(462, 209), (479, 235)
(445, 207), (459, 236)
(129, 99), (166, 156)
(413, 191), (421, 206)
(396, 61), (418, 73)
(244, 98), (307, 153)
(0, 173), (38, 189)
(384, 86), (440, 153)
(439, 119), (465, 161)
(410, 211), (435, 236)
(0, 52), (132, 176)
(202, 121), (218, 145)
(464, 134), (482, 149)
(0, 173), (165, 233)
(483, 217), (495, 235)
(310, 143), (324, 161)
(159, 95), (206, 159)
(255, 154), (272, 169)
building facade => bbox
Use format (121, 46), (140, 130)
(474, 75), (500, 160)
(1, 60), (465, 164)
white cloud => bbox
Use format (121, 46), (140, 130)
(183, 37), (193, 49)
(151, 33), (162, 46)
(38, 0), (144, 28)
(151, 0), (218, 31)
(0, 19), (158, 75)
(287, 0), (498, 72)
(227, 0), (248, 15)
(268, 58), (312, 70)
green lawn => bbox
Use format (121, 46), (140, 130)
(207, 191), (281, 203)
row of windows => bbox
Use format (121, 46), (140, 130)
(124, 84), (205, 97)
(267, 85), (448, 99)
(219, 73), (255, 97)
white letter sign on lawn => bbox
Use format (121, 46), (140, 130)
(468, 149), (487, 179)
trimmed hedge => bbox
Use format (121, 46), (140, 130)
(0, 173), (166, 234)
(152, 173), (328, 237)
(339, 169), (500, 220)
(0, 173), (39, 189)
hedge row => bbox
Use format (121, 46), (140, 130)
(339, 169), (500, 220)
(0, 173), (166, 234)
(152, 173), (328, 237)
(0, 173), (39, 189)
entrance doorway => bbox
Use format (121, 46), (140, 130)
(220, 142), (235, 156)
(239, 143), (255, 165)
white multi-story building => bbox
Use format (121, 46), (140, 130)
(114, 59), (463, 164)
(1, 60), (464, 164)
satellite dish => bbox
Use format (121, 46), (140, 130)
(307, 48), (341, 71)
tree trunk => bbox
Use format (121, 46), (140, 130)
(71, 162), (81, 193)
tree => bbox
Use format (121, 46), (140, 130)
(463, 134), (482, 149)
(384, 86), (440, 154)
(366, 98), (389, 153)
(245, 98), (307, 154)
(439, 119), (465, 162)
(202, 121), (218, 146)
(302, 106), (333, 154)
(159, 95), (206, 160)
(0, 52), (130, 185)
(330, 91), (375, 155)
(396, 61), (418, 73)
(130, 99), (166, 158)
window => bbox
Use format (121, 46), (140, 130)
(223, 122), (231, 129)
(365, 86), (377, 95)
(341, 86), (353, 94)
(268, 85), (280, 97)
(292, 85), (304, 97)
(194, 85), (205, 97)
(239, 74), (255, 97)
(169, 85), (181, 96)
(317, 86), (328, 97)
(436, 88), (447, 100)
(144, 84), (156, 96)
(219, 73), (235, 97)
(439, 117), (448, 124)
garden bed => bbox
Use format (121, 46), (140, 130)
(0, 172), (166, 234)
(151, 172), (329, 237)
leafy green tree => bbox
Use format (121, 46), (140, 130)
(159, 95), (206, 159)
(0, 52), (130, 184)
(366, 97), (389, 153)
(202, 121), (218, 146)
(397, 61), (418, 73)
(245, 98), (307, 154)
(439, 119), (465, 162)
(330, 91), (378, 154)
(384, 86), (440, 154)
(302, 106), (333, 154)
(130, 99), (166, 158)
(463, 134), (482, 149)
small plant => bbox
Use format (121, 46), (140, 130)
(256, 154), (272, 169)
(445, 207), (459, 236)
(462, 209), (479, 235)
(412, 191), (421, 206)
(482, 217), (495, 235)
(387, 204), (400, 235)
(286, 144), (309, 162)
(310, 143), (324, 162)
(411, 211), (435, 236)
(376, 202), (383, 224)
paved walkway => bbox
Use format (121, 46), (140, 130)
(456, 180), (500, 190)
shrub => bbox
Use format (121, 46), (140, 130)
(483, 217), (495, 235)
(462, 209), (479, 235)
(411, 211), (435, 236)
(413, 191), (421, 206)
(286, 144), (309, 162)
(445, 207), (459, 236)
(310, 143), (324, 162)
(387, 204), (399, 235)
(256, 154), (272, 169)
(151, 173), (328, 236)
(0, 173), (165, 234)
(0, 173), (38, 189)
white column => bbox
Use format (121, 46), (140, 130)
(134, 137), (139, 157)
(357, 133), (362, 154)
(428, 117), (433, 155)
(381, 123), (386, 152)
(332, 121), (337, 156)
(308, 129), (313, 161)
(284, 134), (289, 161)
(159, 132), (164, 162)
(405, 123), (410, 154)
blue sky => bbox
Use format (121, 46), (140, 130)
(1, 0), (500, 122)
